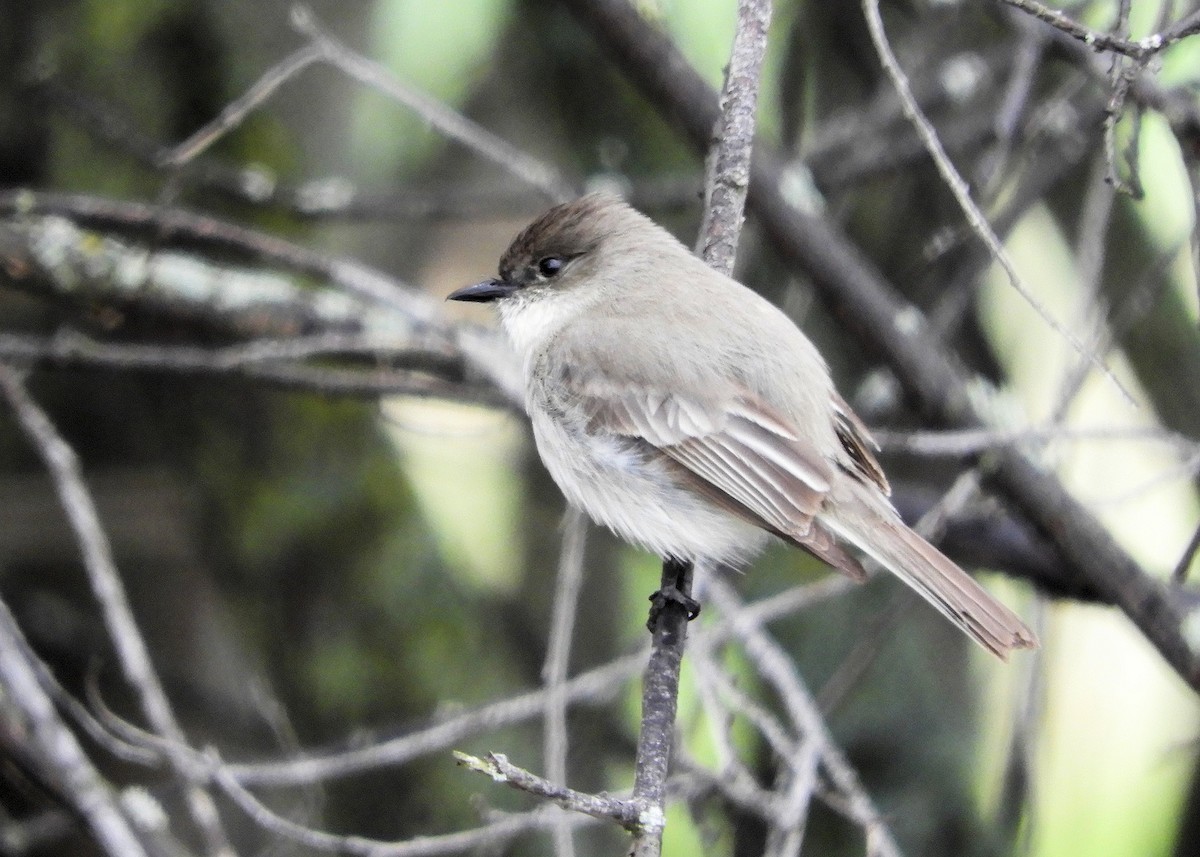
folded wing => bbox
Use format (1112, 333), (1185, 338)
(585, 386), (867, 579)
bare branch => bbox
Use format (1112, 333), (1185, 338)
(0, 190), (431, 318)
(158, 44), (326, 167)
(862, 0), (1132, 405)
(216, 758), (602, 856)
(289, 7), (570, 201)
(541, 508), (588, 857)
(0, 367), (233, 857)
(229, 652), (644, 787)
(696, 0), (773, 276)
(455, 752), (639, 828)
(0, 331), (509, 407)
(0, 597), (149, 857)
(998, 0), (1200, 58)
(701, 577), (904, 857)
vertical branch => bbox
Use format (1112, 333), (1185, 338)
(542, 507), (587, 857)
(630, 558), (694, 857)
(629, 2), (773, 854)
(697, 0), (774, 276)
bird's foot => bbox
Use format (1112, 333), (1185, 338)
(646, 584), (701, 631)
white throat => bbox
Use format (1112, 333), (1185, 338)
(497, 289), (594, 363)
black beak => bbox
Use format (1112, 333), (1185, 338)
(446, 278), (517, 303)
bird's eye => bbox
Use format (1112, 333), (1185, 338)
(537, 256), (565, 278)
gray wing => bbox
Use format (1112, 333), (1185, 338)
(583, 385), (866, 579)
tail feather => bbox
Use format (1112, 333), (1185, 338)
(825, 502), (1038, 660)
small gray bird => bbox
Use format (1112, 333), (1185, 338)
(449, 194), (1037, 659)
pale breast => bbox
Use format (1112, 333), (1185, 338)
(526, 384), (768, 565)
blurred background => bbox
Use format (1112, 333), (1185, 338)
(0, 1), (1199, 855)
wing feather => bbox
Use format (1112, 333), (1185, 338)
(586, 386), (834, 543)
(830, 392), (889, 494)
(724, 415), (832, 497)
(668, 438), (798, 532)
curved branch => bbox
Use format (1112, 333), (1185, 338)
(0, 598), (149, 857)
(0, 368), (232, 856)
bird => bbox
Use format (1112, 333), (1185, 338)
(448, 193), (1037, 659)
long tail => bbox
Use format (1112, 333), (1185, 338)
(824, 497), (1038, 660)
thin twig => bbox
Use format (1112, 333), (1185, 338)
(1073, 152), (1118, 328)
(764, 742), (821, 857)
(998, 0), (1200, 58)
(541, 508), (587, 857)
(0, 367), (234, 857)
(862, 0), (1133, 406)
(736, 576), (858, 627)
(701, 577), (904, 857)
(32, 79), (701, 217)
(0, 332), (510, 408)
(290, 7), (570, 201)
(216, 759), (602, 856)
(0, 597), (149, 857)
(1102, 56), (1147, 197)
(874, 423), (1200, 458)
(455, 752), (639, 828)
(1092, 449), (1200, 506)
(158, 44), (326, 166)
(55, 667), (164, 768)
(155, 5), (570, 201)
(229, 651), (644, 786)
(981, 14), (1050, 188)
(673, 753), (780, 823)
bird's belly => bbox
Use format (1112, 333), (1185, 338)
(529, 409), (767, 565)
